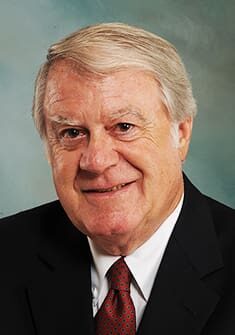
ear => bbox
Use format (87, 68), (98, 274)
(177, 117), (193, 162)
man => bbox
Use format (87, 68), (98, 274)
(0, 23), (234, 335)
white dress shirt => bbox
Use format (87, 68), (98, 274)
(88, 195), (183, 328)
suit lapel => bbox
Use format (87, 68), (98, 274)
(137, 176), (224, 335)
(26, 206), (95, 335)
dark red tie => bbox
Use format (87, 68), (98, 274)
(95, 257), (136, 335)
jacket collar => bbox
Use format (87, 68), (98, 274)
(26, 203), (95, 335)
(137, 175), (224, 334)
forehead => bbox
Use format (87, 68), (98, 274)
(44, 60), (165, 118)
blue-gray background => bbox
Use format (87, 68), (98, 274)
(0, 0), (234, 218)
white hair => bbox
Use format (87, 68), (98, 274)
(32, 22), (197, 138)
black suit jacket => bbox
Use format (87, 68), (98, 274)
(0, 176), (235, 334)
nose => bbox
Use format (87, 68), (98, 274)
(79, 134), (119, 174)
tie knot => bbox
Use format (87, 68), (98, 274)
(107, 257), (132, 292)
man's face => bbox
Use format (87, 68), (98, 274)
(44, 60), (192, 255)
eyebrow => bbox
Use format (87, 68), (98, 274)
(108, 108), (147, 123)
(46, 107), (148, 126)
(46, 114), (81, 126)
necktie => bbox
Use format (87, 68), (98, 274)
(95, 257), (136, 335)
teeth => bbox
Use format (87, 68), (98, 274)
(97, 183), (126, 193)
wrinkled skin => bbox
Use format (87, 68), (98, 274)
(44, 60), (192, 255)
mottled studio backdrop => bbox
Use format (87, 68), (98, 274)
(0, 0), (234, 218)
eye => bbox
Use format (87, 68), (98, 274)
(58, 127), (88, 148)
(116, 123), (134, 132)
(60, 128), (84, 139)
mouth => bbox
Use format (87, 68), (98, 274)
(82, 181), (133, 194)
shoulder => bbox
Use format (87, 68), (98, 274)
(184, 175), (235, 258)
(0, 200), (63, 237)
(204, 195), (235, 221)
(204, 195), (235, 251)
(194, 191), (235, 277)
(0, 201), (64, 282)
(0, 200), (67, 252)
(184, 175), (235, 232)
(203, 195), (235, 234)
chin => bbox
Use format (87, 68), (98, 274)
(81, 215), (135, 238)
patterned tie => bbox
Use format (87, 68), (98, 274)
(95, 257), (136, 335)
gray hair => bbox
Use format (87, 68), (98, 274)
(32, 22), (197, 138)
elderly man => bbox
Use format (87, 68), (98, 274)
(0, 23), (234, 335)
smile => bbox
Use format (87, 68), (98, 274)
(83, 182), (132, 193)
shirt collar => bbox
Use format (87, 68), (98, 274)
(88, 195), (184, 300)
(88, 239), (120, 291)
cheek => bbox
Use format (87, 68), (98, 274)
(124, 139), (181, 195)
(119, 142), (159, 180)
(50, 147), (80, 182)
